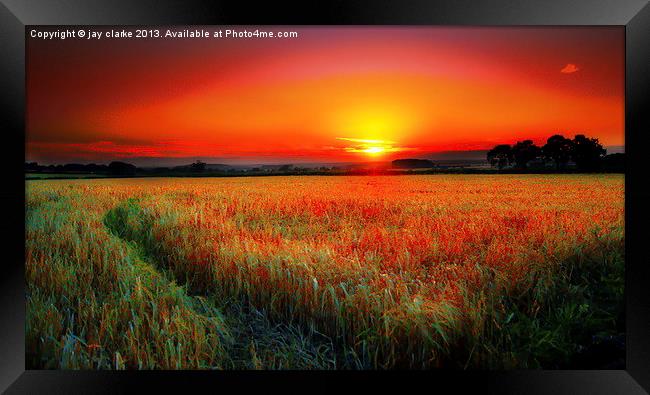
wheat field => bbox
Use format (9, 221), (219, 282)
(25, 174), (624, 369)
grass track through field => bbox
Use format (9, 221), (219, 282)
(103, 198), (338, 369)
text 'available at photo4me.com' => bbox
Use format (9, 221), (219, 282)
(29, 27), (300, 41)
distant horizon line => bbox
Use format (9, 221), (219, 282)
(27, 145), (625, 167)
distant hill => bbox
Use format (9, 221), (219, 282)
(172, 163), (232, 170)
(205, 163), (233, 171)
(392, 159), (436, 169)
(423, 150), (489, 161)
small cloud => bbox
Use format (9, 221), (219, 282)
(561, 63), (579, 74)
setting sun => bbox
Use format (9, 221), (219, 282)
(363, 146), (385, 155)
(336, 137), (409, 158)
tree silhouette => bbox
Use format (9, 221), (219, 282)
(108, 161), (136, 175)
(602, 153), (624, 172)
(542, 135), (573, 170)
(25, 162), (40, 172)
(190, 160), (206, 173)
(487, 144), (513, 169)
(511, 140), (541, 169)
(572, 134), (606, 171)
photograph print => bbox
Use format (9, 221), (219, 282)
(25, 26), (624, 370)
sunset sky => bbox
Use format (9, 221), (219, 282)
(26, 26), (624, 165)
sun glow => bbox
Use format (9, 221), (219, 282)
(362, 146), (385, 155)
(336, 137), (410, 158)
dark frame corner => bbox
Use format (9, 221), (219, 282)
(1, 0), (649, 393)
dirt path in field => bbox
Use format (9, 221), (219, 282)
(102, 199), (337, 369)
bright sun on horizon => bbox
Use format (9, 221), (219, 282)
(362, 146), (386, 155)
(336, 137), (406, 159)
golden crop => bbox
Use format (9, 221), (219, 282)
(26, 174), (624, 369)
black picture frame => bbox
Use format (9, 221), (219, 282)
(2, 0), (649, 393)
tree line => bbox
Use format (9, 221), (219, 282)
(487, 134), (623, 172)
(25, 161), (138, 175)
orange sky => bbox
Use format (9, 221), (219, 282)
(26, 26), (624, 165)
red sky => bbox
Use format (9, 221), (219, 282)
(26, 26), (624, 165)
